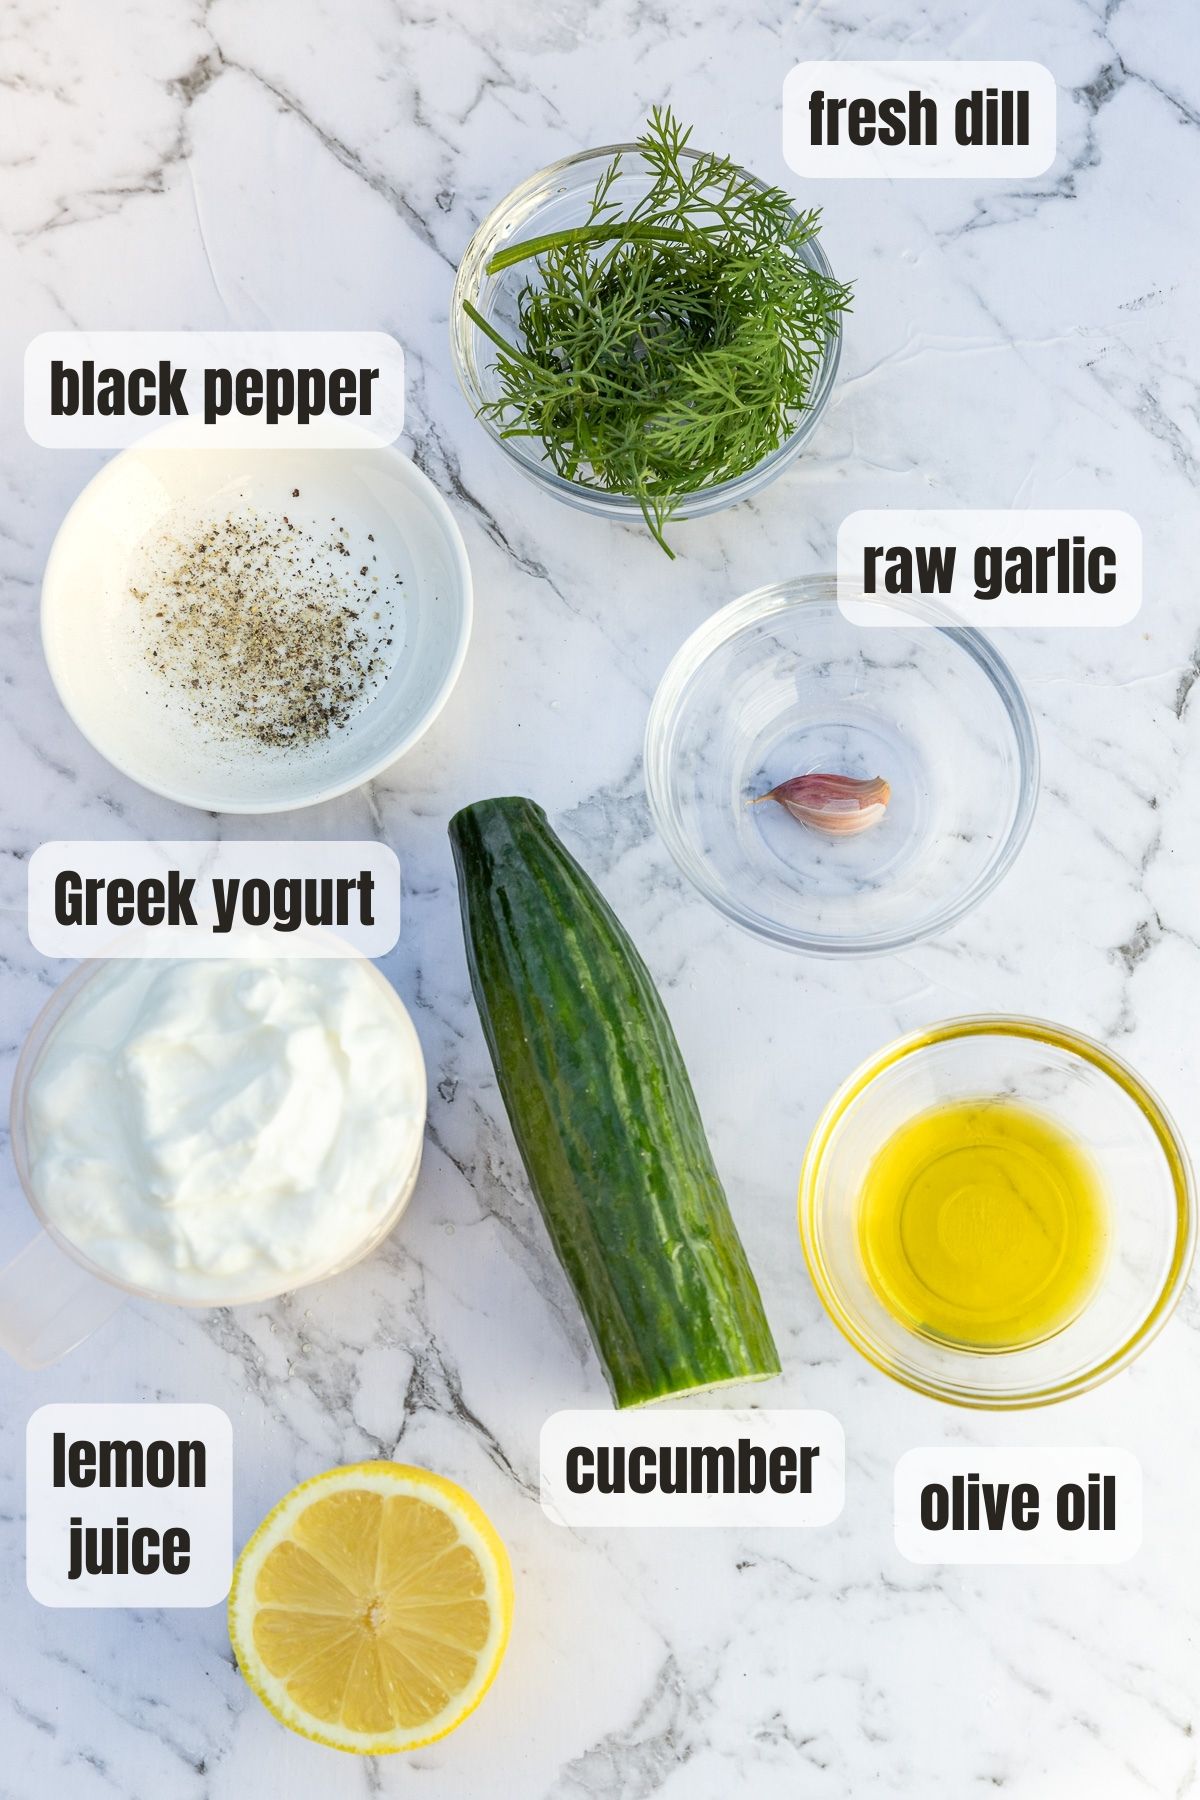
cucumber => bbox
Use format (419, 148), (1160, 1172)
(449, 795), (780, 1408)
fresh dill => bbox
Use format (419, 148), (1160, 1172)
(463, 108), (853, 556)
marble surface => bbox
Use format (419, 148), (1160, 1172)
(2, 0), (1199, 1794)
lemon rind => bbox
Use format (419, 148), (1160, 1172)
(228, 1461), (513, 1755)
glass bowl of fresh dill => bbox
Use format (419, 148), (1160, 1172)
(451, 110), (850, 557)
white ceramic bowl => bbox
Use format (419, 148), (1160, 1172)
(42, 440), (472, 812)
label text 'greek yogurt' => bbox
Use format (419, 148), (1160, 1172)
(28, 1404), (232, 1606)
(541, 1410), (844, 1528)
(895, 1448), (1142, 1566)
(28, 840), (401, 958)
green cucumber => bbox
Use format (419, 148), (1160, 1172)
(449, 795), (780, 1408)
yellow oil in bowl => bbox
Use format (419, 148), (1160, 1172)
(857, 1099), (1110, 1352)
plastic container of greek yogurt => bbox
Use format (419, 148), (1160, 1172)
(0, 951), (426, 1366)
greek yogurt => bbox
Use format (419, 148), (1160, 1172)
(23, 956), (425, 1302)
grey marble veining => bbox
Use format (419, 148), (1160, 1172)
(2, 0), (1199, 1795)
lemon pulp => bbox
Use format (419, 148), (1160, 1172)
(228, 1462), (513, 1755)
(857, 1099), (1110, 1351)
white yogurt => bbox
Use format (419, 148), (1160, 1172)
(24, 956), (426, 1302)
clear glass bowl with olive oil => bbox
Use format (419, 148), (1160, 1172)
(799, 1017), (1195, 1408)
(857, 1098), (1110, 1354)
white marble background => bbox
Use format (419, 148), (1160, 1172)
(1, 0), (1198, 1794)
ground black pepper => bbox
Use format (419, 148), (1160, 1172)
(131, 504), (396, 749)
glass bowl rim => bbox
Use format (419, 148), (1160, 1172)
(643, 575), (1041, 957)
(797, 1013), (1197, 1409)
(449, 141), (844, 511)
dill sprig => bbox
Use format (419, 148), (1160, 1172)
(463, 108), (853, 556)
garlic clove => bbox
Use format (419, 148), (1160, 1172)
(755, 772), (891, 836)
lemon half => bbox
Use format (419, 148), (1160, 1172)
(229, 1462), (513, 1755)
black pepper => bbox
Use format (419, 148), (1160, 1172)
(132, 506), (397, 749)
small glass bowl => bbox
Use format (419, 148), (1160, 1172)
(450, 143), (843, 528)
(644, 576), (1038, 956)
(799, 1017), (1196, 1409)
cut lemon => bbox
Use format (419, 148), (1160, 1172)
(228, 1462), (513, 1755)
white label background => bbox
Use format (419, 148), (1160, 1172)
(25, 330), (405, 449)
(784, 61), (1057, 179)
(541, 1409), (845, 1529)
(895, 1447), (1142, 1566)
(837, 509), (1142, 628)
(27, 1403), (233, 1607)
(28, 840), (401, 958)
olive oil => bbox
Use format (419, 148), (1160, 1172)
(857, 1099), (1110, 1352)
